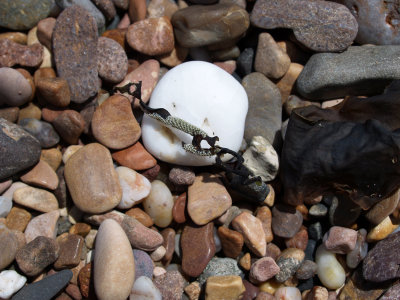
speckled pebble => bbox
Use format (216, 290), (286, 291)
(98, 37), (128, 83)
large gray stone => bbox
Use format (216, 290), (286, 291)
(242, 72), (282, 147)
(0, 118), (41, 181)
(297, 45), (400, 100)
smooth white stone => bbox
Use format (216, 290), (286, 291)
(315, 245), (346, 289)
(116, 166), (151, 209)
(0, 270), (27, 299)
(142, 61), (248, 166)
(143, 180), (174, 228)
(0, 196), (12, 218)
(150, 245), (166, 262)
(274, 287), (301, 300)
(243, 136), (279, 182)
(130, 276), (162, 300)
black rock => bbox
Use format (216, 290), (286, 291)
(362, 231), (400, 282)
(237, 48), (254, 77)
(0, 118), (41, 180)
(12, 269), (72, 300)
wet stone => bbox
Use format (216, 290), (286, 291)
(0, 118), (41, 181)
(54, 234), (84, 269)
(53, 5), (99, 103)
(242, 72), (282, 146)
(20, 118), (59, 149)
(97, 37), (128, 83)
(12, 269), (73, 300)
(250, 0), (357, 52)
(153, 270), (185, 300)
(272, 204), (303, 239)
(181, 222), (216, 277)
(171, 4), (250, 48)
(0, 39), (43, 68)
(297, 46), (400, 100)
(198, 257), (244, 286)
(16, 236), (59, 276)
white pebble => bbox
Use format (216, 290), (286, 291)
(274, 287), (301, 300)
(150, 246), (166, 262)
(315, 245), (346, 289)
(142, 61), (248, 166)
(116, 166), (151, 209)
(143, 180), (174, 228)
(130, 276), (162, 300)
(0, 270), (27, 299)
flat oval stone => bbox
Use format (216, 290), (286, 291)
(296, 46), (400, 100)
(142, 61), (248, 166)
(12, 269), (73, 300)
(315, 245), (345, 289)
(143, 180), (174, 228)
(94, 219), (135, 300)
(188, 173), (232, 225)
(242, 72), (282, 146)
(363, 231), (400, 282)
(0, 118), (41, 181)
(24, 210), (60, 243)
(171, 4), (249, 48)
(16, 236), (59, 276)
(98, 37), (128, 83)
(116, 166), (151, 209)
(232, 212), (266, 257)
(53, 5), (99, 103)
(181, 222), (216, 277)
(19, 118), (60, 148)
(91, 95), (141, 150)
(0, 67), (32, 106)
(13, 186), (59, 213)
(64, 143), (122, 214)
(126, 16), (174, 56)
(250, 0), (357, 52)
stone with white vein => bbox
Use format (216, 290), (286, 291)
(0, 270), (27, 299)
(141, 61), (248, 166)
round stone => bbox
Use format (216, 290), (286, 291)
(142, 61), (248, 166)
(97, 37), (128, 83)
(0, 67), (32, 106)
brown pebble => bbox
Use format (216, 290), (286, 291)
(6, 207), (31, 232)
(69, 223), (91, 238)
(276, 63), (303, 103)
(92, 0), (116, 20)
(65, 283), (82, 300)
(161, 228), (175, 266)
(36, 77), (71, 107)
(285, 226), (308, 250)
(158, 44), (188, 67)
(127, 16), (174, 56)
(52, 5), (98, 103)
(256, 206), (273, 243)
(0, 107), (19, 123)
(128, 0), (147, 22)
(0, 32), (27, 44)
(0, 228), (19, 270)
(141, 164), (160, 181)
(54, 233), (84, 269)
(181, 222), (216, 277)
(169, 167), (195, 186)
(20, 160), (59, 190)
(126, 207), (154, 227)
(271, 204), (303, 238)
(16, 236), (59, 276)
(0, 38), (43, 68)
(172, 192), (187, 224)
(37, 17), (56, 50)
(17, 102), (41, 123)
(112, 141), (157, 171)
(91, 94), (141, 150)
(78, 263), (94, 299)
(265, 243), (281, 261)
(33, 67), (56, 86)
(98, 37), (128, 83)
(13, 186), (59, 212)
(218, 226), (244, 258)
(41, 107), (64, 123)
(239, 253), (251, 271)
(52, 110), (85, 145)
(40, 148), (62, 171)
(101, 28), (128, 50)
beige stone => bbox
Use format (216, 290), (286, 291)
(205, 275), (245, 300)
(18, 102), (41, 122)
(94, 219), (135, 300)
(366, 216), (399, 242)
(13, 186), (59, 212)
(64, 143), (122, 214)
(62, 145), (83, 164)
(40, 148), (62, 171)
(232, 211), (266, 257)
(276, 63), (303, 103)
(184, 281), (201, 300)
(24, 210), (60, 243)
(188, 173), (232, 225)
(20, 160), (59, 190)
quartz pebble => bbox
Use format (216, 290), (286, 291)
(188, 173), (232, 225)
(0, 270), (26, 299)
(116, 167), (151, 209)
(232, 211), (266, 257)
(143, 180), (173, 228)
(130, 276), (162, 300)
(243, 136), (279, 182)
(315, 245), (345, 289)
(94, 219), (135, 300)
(250, 0), (357, 52)
(141, 61), (248, 166)
(274, 287), (301, 300)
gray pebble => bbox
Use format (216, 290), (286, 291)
(295, 260), (317, 280)
(20, 118), (59, 148)
(198, 257), (243, 285)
